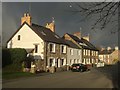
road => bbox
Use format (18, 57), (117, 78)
(3, 68), (114, 88)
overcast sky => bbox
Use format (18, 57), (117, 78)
(2, 2), (118, 48)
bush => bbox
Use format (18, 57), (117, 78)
(2, 48), (11, 67)
(2, 48), (27, 72)
(9, 48), (27, 65)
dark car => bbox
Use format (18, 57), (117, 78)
(71, 63), (87, 72)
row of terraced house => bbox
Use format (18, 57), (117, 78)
(7, 13), (99, 72)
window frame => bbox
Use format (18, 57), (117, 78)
(49, 43), (56, 53)
(70, 49), (73, 55)
(34, 44), (38, 53)
(61, 45), (66, 54)
(18, 35), (21, 41)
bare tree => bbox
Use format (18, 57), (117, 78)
(69, 2), (120, 33)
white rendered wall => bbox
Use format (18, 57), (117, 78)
(7, 24), (44, 59)
(67, 47), (82, 66)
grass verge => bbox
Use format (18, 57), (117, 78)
(2, 72), (35, 80)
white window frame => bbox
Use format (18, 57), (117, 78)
(18, 35), (21, 41)
(49, 58), (55, 67)
(84, 49), (85, 55)
(49, 43), (56, 53)
(70, 49), (73, 55)
(86, 50), (88, 55)
(61, 45), (66, 54)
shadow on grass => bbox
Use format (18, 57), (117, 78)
(93, 62), (120, 89)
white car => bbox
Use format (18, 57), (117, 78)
(96, 62), (104, 67)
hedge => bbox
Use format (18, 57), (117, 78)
(2, 48), (27, 71)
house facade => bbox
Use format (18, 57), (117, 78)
(99, 46), (120, 64)
(65, 40), (82, 66)
(63, 32), (99, 65)
(7, 13), (67, 72)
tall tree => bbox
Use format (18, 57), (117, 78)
(69, 2), (119, 33)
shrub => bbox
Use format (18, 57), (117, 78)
(2, 48), (11, 67)
(2, 48), (27, 72)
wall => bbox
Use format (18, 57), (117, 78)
(67, 47), (82, 66)
(7, 24), (44, 59)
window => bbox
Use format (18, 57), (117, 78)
(61, 45), (66, 53)
(70, 59), (72, 65)
(35, 45), (38, 53)
(74, 59), (76, 63)
(18, 35), (20, 40)
(61, 59), (64, 66)
(70, 49), (73, 55)
(96, 51), (98, 56)
(83, 49), (85, 55)
(86, 50), (88, 55)
(50, 59), (53, 67)
(92, 51), (94, 56)
(49, 43), (55, 53)
(88, 50), (90, 56)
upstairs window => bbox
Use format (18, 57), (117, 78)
(61, 45), (66, 54)
(70, 49), (73, 55)
(34, 45), (38, 53)
(18, 35), (21, 40)
(49, 43), (55, 53)
(83, 49), (85, 55)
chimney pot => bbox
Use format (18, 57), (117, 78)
(73, 32), (81, 39)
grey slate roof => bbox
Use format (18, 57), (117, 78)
(66, 33), (98, 51)
(81, 38), (99, 51)
(99, 49), (115, 55)
(7, 22), (67, 45)
(31, 23), (67, 45)
(64, 40), (80, 49)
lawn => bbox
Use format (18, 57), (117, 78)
(2, 71), (35, 80)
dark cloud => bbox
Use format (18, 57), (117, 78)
(2, 2), (118, 48)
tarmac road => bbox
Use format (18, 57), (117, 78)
(2, 68), (114, 88)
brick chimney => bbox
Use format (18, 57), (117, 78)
(115, 46), (119, 50)
(21, 13), (31, 25)
(73, 32), (81, 39)
(45, 17), (55, 32)
(107, 47), (111, 51)
(82, 34), (90, 41)
(101, 48), (105, 51)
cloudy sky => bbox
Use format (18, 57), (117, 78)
(2, 2), (118, 48)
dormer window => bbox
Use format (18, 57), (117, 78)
(18, 35), (21, 40)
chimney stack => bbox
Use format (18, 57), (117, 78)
(115, 46), (119, 50)
(21, 13), (31, 25)
(101, 48), (105, 51)
(82, 34), (90, 41)
(45, 17), (55, 32)
(107, 47), (111, 51)
(73, 32), (81, 39)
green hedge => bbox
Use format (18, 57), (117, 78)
(2, 48), (27, 71)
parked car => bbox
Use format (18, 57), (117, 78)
(96, 61), (105, 67)
(71, 63), (87, 72)
(85, 64), (92, 70)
